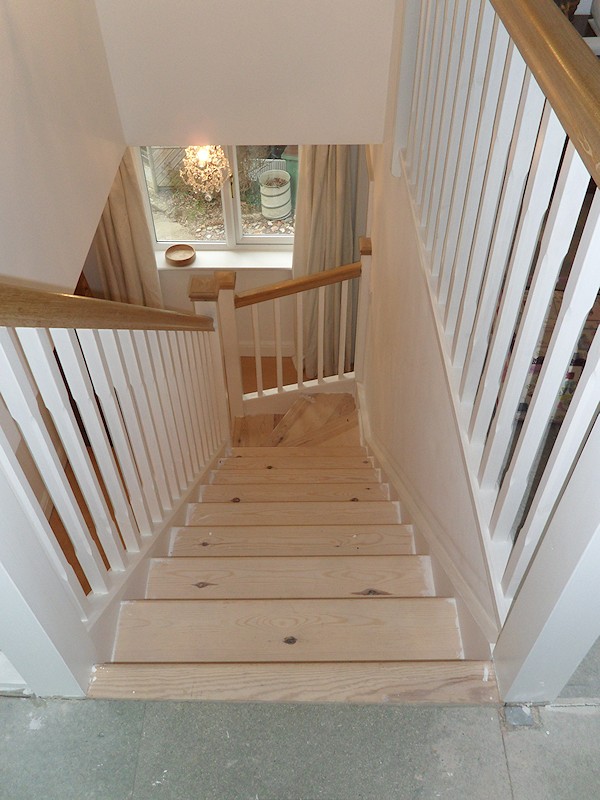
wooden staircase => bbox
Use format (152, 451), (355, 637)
(89, 394), (497, 703)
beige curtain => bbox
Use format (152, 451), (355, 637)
(292, 145), (366, 378)
(92, 149), (163, 308)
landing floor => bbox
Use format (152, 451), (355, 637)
(1, 696), (599, 799)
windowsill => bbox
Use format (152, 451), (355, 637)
(156, 247), (293, 272)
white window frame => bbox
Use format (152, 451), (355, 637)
(135, 146), (294, 252)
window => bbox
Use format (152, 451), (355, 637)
(139, 145), (297, 248)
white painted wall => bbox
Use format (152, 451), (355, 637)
(361, 136), (499, 640)
(93, 0), (396, 145)
(1, 0), (124, 291)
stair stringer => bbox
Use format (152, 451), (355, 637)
(357, 386), (497, 657)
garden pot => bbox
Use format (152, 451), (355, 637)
(259, 169), (292, 220)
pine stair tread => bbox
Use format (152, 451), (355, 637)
(229, 446), (367, 457)
(146, 555), (434, 599)
(209, 468), (381, 484)
(267, 394), (355, 446)
(216, 455), (374, 470)
(232, 414), (278, 447)
(197, 483), (388, 503)
(170, 524), (416, 557)
(88, 661), (498, 704)
(113, 598), (462, 662)
(280, 411), (360, 448)
(185, 500), (401, 526)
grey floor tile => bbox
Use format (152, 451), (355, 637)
(560, 636), (600, 698)
(0, 697), (146, 800)
(503, 705), (600, 799)
(133, 702), (511, 800)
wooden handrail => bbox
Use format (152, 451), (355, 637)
(490, 0), (600, 188)
(0, 284), (214, 331)
(188, 271), (237, 302)
(359, 237), (372, 256)
(233, 262), (362, 309)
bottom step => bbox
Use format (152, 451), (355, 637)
(88, 662), (498, 704)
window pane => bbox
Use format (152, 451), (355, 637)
(140, 147), (225, 243)
(236, 145), (296, 238)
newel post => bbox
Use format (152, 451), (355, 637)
(189, 272), (244, 420)
(354, 236), (372, 384)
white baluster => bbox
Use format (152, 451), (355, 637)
(440, 18), (510, 315)
(338, 281), (349, 378)
(175, 330), (204, 468)
(406, 0), (434, 172)
(460, 74), (546, 406)
(296, 293), (304, 387)
(51, 329), (142, 549)
(274, 298), (284, 392)
(196, 332), (219, 454)
(492, 187), (600, 540)
(449, 42), (526, 357)
(469, 108), (567, 447)
(503, 323), (600, 597)
(420, 0), (459, 221)
(423, 0), (471, 241)
(183, 330), (210, 465)
(0, 423), (89, 617)
(430, 0), (487, 261)
(17, 328), (126, 572)
(433, 2), (497, 279)
(159, 330), (199, 474)
(317, 286), (326, 382)
(77, 329), (154, 533)
(132, 330), (186, 493)
(415, 0), (447, 207)
(479, 143), (590, 491)
(97, 330), (167, 518)
(149, 330), (193, 483)
(251, 305), (263, 396)
(116, 330), (176, 506)
(0, 328), (108, 593)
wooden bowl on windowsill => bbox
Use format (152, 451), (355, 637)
(165, 244), (196, 267)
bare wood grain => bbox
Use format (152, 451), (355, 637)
(197, 482), (387, 503)
(188, 271), (236, 301)
(234, 263), (362, 309)
(209, 468), (380, 484)
(185, 500), (401, 527)
(146, 555), (433, 599)
(170, 524), (416, 557)
(0, 284), (213, 331)
(89, 661), (499, 704)
(114, 597), (462, 662)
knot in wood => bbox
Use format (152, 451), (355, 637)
(283, 636), (298, 645)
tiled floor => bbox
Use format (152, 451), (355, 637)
(1, 697), (600, 799)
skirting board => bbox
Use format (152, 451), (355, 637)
(242, 376), (357, 415)
(357, 385), (499, 648)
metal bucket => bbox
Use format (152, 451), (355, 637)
(259, 169), (292, 220)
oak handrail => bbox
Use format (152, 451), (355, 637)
(233, 262), (362, 309)
(490, 0), (600, 188)
(0, 284), (214, 331)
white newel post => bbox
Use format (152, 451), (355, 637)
(189, 272), (244, 421)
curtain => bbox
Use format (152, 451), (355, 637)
(292, 145), (366, 379)
(91, 149), (163, 308)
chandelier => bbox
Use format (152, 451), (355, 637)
(180, 145), (230, 201)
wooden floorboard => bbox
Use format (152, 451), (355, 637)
(282, 411), (360, 448)
(170, 524), (416, 557)
(197, 483), (388, 503)
(89, 661), (499, 704)
(147, 555), (434, 599)
(185, 501), (401, 527)
(114, 598), (463, 662)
